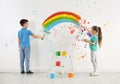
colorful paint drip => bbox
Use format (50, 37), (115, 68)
(87, 32), (92, 37)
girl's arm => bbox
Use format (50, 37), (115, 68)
(84, 39), (96, 45)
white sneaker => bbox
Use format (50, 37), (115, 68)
(90, 72), (99, 76)
(89, 71), (94, 75)
(89, 72), (92, 75)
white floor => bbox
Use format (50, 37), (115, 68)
(0, 72), (120, 84)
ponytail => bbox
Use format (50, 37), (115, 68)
(98, 27), (102, 48)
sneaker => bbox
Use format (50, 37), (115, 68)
(89, 71), (94, 76)
(94, 72), (99, 76)
(26, 71), (34, 74)
(90, 72), (99, 76)
(21, 71), (25, 74)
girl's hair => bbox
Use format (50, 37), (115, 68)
(92, 26), (102, 48)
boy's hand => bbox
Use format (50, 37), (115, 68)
(18, 48), (20, 52)
(41, 34), (45, 40)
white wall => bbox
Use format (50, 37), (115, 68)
(0, 0), (120, 72)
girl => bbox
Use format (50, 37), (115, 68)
(84, 26), (102, 76)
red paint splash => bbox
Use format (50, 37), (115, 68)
(70, 29), (75, 34)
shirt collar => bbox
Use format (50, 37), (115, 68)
(21, 28), (27, 30)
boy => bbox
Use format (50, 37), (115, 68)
(18, 19), (44, 74)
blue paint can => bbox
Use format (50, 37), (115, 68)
(50, 72), (56, 79)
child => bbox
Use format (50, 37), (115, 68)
(83, 26), (102, 76)
(18, 19), (44, 74)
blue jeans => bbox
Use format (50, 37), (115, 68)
(20, 47), (30, 72)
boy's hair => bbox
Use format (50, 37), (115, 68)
(20, 19), (28, 26)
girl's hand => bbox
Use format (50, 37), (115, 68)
(79, 24), (87, 30)
(83, 26), (87, 30)
(84, 39), (90, 43)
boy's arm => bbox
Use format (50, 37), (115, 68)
(18, 38), (20, 51)
(31, 34), (44, 39)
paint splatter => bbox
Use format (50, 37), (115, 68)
(75, 35), (81, 41)
(79, 18), (90, 26)
(76, 53), (86, 60)
(72, 43), (76, 47)
(87, 32), (92, 37)
(84, 44), (87, 48)
(70, 29), (75, 34)
(103, 21), (111, 27)
(77, 57), (81, 60)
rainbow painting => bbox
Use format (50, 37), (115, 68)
(42, 11), (81, 33)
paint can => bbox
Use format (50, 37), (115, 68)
(56, 51), (61, 56)
(50, 72), (56, 79)
(61, 51), (67, 56)
(68, 72), (74, 78)
(56, 60), (61, 66)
